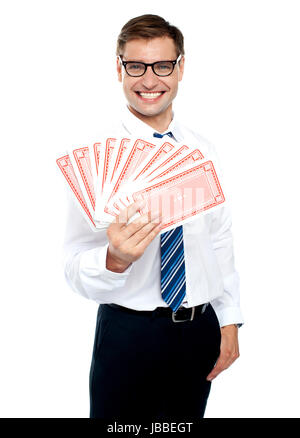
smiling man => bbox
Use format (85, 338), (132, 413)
(117, 36), (183, 128)
(63, 14), (243, 420)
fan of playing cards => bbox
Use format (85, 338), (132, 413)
(56, 136), (226, 232)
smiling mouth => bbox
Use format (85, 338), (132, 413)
(135, 91), (165, 100)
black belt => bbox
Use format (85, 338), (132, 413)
(107, 302), (209, 323)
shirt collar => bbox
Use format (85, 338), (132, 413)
(120, 105), (184, 142)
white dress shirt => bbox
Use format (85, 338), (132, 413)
(63, 106), (244, 327)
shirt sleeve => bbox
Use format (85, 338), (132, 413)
(62, 192), (132, 303)
(197, 137), (244, 328)
(209, 204), (244, 327)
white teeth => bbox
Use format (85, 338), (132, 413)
(139, 92), (163, 99)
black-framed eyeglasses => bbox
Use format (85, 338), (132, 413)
(119, 54), (182, 77)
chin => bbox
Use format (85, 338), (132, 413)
(130, 102), (169, 118)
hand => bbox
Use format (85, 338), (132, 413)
(106, 201), (162, 272)
(206, 324), (240, 381)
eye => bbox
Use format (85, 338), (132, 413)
(127, 63), (144, 71)
(158, 63), (171, 69)
(154, 62), (173, 74)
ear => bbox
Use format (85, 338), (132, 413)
(178, 55), (185, 82)
(117, 56), (122, 82)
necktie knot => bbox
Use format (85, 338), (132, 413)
(153, 131), (173, 139)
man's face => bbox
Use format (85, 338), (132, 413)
(117, 37), (184, 120)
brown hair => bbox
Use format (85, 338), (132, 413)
(116, 14), (185, 57)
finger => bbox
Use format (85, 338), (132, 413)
(206, 358), (226, 381)
(127, 218), (162, 246)
(115, 200), (146, 227)
(206, 353), (237, 381)
(123, 210), (161, 239)
(133, 222), (163, 253)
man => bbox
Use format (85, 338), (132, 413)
(63, 14), (243, 420)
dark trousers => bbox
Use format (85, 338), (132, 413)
(89, 303), (221, 420)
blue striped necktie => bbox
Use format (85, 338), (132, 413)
(153, 131), (186, 312)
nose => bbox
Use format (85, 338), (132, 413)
(141, 65), (159, 89)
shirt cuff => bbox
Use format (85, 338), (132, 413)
(79, 243), (132, 290)
(213, 305), (244, 328)
(101, 243), (132, 276)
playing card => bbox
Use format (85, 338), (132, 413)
(100, 137), (132, 210)
(109, 137), (132, 184)
(96, 136), (117, 197)
(126, 159), (226, 232)
(147, 148), (205, 182)
(141, 143), (190, 180)
(88, 141), (101, 188)
(128, 140), (179, 182)
(56, 154), (96, 230)
(68, 146), (95, 213)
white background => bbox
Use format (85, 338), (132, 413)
(1, 0), (299, 418)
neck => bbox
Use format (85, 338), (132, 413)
(128, 104), (173, 133)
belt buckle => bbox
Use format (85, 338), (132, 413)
(172, 306), (195, 323)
